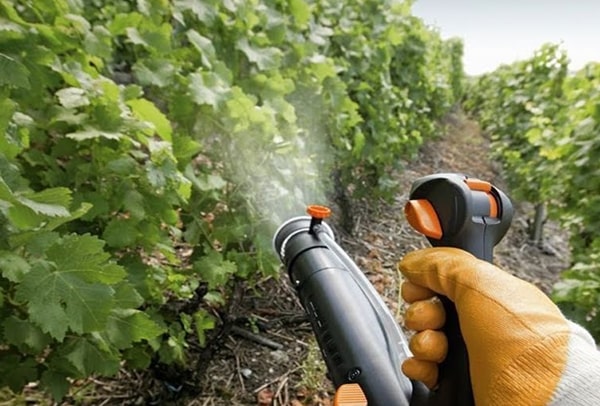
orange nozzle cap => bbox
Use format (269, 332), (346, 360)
(334, 383), (367, 406)
(307, 205), (331, 219)
(405, 199), (443, 240)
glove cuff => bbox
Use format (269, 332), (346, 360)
(487, 321), (600, 406)
(549, 321), (600, 405)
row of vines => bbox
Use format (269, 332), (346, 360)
(0, 0), (463, 400)
(464, 44), (600, 339)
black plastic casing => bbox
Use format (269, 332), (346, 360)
(274, 218), (415, 405)
(409, 173), (513, 262)
(408, 173), (514, 406)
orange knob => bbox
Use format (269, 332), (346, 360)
(307, 205), (332, 219)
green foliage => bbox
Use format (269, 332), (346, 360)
(465, 46), (600, 339)
(464, 44), (568, 205)
(318, 0), (463, 194)
(0, 0), (463, 399)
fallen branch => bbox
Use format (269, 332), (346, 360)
(230, 325), (284, 350)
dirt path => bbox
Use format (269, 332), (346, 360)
(77, 110), (571, 405)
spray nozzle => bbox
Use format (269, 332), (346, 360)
(307, 204), (331, 234)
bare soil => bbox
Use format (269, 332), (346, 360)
(24, 110), (569, 406)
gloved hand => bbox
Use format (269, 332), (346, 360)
(398, 247), (600, 406)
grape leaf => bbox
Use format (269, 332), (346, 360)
(105, 309), (165, 349)
(3, 316), (51, 353)
(66, 128), (122, 141)
(0, 53), (30, 89)
(15, 187), (72, 217)
(63, 337), (120, 376)
(103, 218), (139, 248)
(113, 282), (144, 308)
(45, 234), (125, 284)
(55, 87), (90, 109)
(0, 354), (37, 391)
(108, 12), (143, 35)
(127, 98), (172, 141)
(193, 249), (237, 289)
(41, 370), (70, 402)
(0, 250), (30, 282)
(132, 59), (176, 87)
(15, 234), (123, 341)
(289, 0), (311, 27)
(185, 166), (227, 192)
(193, 309), (215, 347)
(173, 0), (217, 24)
(236, 38), (282, 71)
(189, 71), (230, 108)
(186, 30), (216, 68)
(122, 346), (153, 369)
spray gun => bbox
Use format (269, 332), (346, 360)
(272, 173), (513, 405)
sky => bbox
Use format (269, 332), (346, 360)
(411, 1), (600, 75)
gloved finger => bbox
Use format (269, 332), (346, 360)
(401, 281), (435, 303)
(404, 298), (445, 331)
(409, 330), (448, 363)
(401, 358), (438, 390)
(398, 247), (489, 302)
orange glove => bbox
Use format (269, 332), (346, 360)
(398, 247), (600, 406)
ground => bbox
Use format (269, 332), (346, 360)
(14, 110), (570, 405)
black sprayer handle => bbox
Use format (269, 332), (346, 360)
(406, 174), (513, 406)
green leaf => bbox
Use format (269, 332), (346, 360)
(184, 165), (227, 192)
(0, 251), (30, 282)
(123, 346), (153, 369)
(0, 176), (16, 202)
(63, 337), (120, 376)
(189, 71), (231, 108)
(45, 234), (125, 284)
(123, 190), (145, 219)
(105, 309), (166, 349)
(126, 24), (172, 54)
(55, 87), (90, 109)
(132, 59), (175, 87)
(193, 309), (215, 347)
(0, 354), (37, 392)
(15, 235), (122, 340)
(352, 131), (365, 156)
(108, 12), (144, 35)
(3, 316), (52, 353)
(113, 282), (144, 309)
(193, 249), (237, 289)
(103, 218), (139, 248)
(66, 128), (122, 141)
(84, 26), (113, 59)
(106, 156), (137, 175)
(16, 187), (72, 217)
(289, 0), (311, 27)
(7, 205), (45, 229)
(174, 0), (217, 23)
(186, 30), (216, 68)
(21, 231), (60, 256)
(236, 38), (282, 71)
(41, 370), (70, 402)
(127, 99), (172, 141)
(0, 53), (30, 89)
(173, 135), (202, 163)
(12, 196), (70, 217)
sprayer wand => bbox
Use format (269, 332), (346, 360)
(272, 173), (513, 406)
